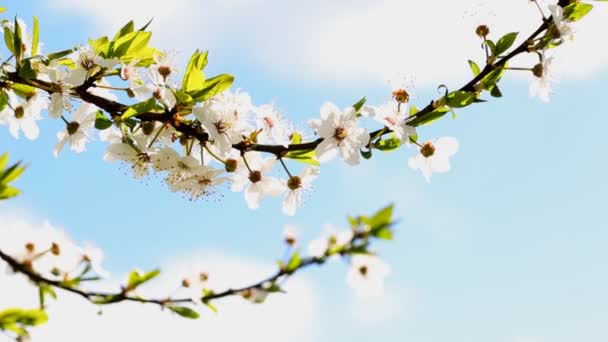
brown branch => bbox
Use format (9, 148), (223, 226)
(0, 231), (368, 310)
(4, 16), (552, 160)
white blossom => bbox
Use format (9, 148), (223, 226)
(282, 166), (319, 216)
(231, 152), (284, 209)
(241, 287), (269, 304)
(408, 137), (459, 182)
(54, 103), (97, 157)
(363, 102), (416, 144)
(43, 61), (87, 118)
(255, 104), (291, 146)
(194, 90), (253, 157)
(549, 4), (573, 40)
(0, 92), (48, 140)
(308, 226), (353, 259)
(529, 56), (555, 103)
(309, 102), (369, 165)
(169, 165), (228, 200)
(346, 255), (391, 297)
(103, 135), (156, 179)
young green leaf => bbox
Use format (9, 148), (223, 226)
(495, 32), (518, 56)
(169, 306), (200, 319)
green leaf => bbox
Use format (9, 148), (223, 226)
(38, 284), (57, 309)
(3, 25), (14, 55)
(190, 74), (235, 102)
(169, 306), (200, 319)
(90, 294), (123, 305)
(126, 269), (160, 290)
(113, 20), (135, 41)
(289, 131), (302, 144)
(182, 50), (209, 94)
(95, 111), (113, 130)
(17, 58), (37, 80)
(111, 31), (152, 59)
(121, 98), (160, 120)
(0, 8), (6, 14)
(31, 16), (39, 56)
(0, 308), (48, 333)
(468, 60), (481, 76)
(362, 204), (395, 240)
(13, 17), (23, 63)
(0, 161), (25, 185)
(46, 49), (73, 61)
(446, 91), (477, 108)
(408, 105), (418, 117)
(360, 148), (372, 160)
(10, 83), (37, 99)
(286, 251), (301, 272)
(89, 36), (110, 56)
(563, 3), (593, 22)
(374, 137), (402, 152)
(352, 97), (367, 112)
(0, 185), (20, 199)
(490, 85), (503, 98)
(0, 90), (9, 112)
(284, 149), (320, 166)
(495, 32), (518, 56)
(407, 107), (450, 127)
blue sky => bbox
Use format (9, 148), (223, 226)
(1, 1), (608, 341)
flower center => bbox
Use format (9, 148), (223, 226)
(392, 89), (410, 104)
(532, 63), (544, 78)
(137, 152), (151, 163)
(214, 120), (231, 134)
(14, 106), (25, 119)
(198, 177), (212, 186)
(287, 176), (302, 190)
(248, 170), (262, 183)
(384, 116), (398, 127)
(80, 55), (97, 70)
(263, 116), (275, 129)
(358, 265), (368, 277)
(157, 65), (172, 79)
(420, 142), (436, 158)
(333, 127), (348, 141)
(67, 121), (80, 135)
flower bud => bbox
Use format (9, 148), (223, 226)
(142, 121), (156, 135)
(225, 159), (238, 172)
(476, 25), (490, 38)
(25, 242), (35, 253)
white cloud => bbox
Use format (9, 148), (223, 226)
(0, 212), (319, 342)
(351, 284), (413, 326)
(46, 0), (608, 87)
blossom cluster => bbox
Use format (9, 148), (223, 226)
(0, 18), (470, 216)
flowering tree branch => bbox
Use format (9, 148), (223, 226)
(0, 0), (603, 340)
